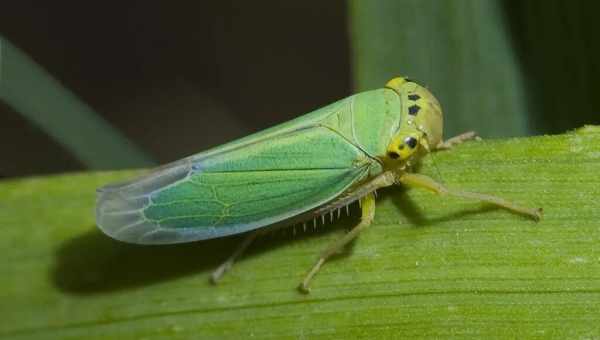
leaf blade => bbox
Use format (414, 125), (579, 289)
(1, 127), (600, 338)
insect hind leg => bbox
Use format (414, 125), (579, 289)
(211, 230), (262, 284)
(299, 192), (376, 293)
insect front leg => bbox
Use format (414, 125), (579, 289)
(398, 172), (542, 220)
(299, 192), (376, 294)
(211, 229), (263, 284)
(436, 131), (479, 150)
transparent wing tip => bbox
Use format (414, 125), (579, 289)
(95, 191), (144, 242)
(95, 159), (193, 244)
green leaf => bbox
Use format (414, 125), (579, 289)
(349, 0), (530, 138)
(1, 126), (600, 338)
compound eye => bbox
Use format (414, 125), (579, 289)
(404, 136), (418, 149)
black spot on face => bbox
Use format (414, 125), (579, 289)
(387, 151), (399, 159)
(405, 137), (418, 149)
(408, 104), (420, 115)
(408, 94), (420, 101)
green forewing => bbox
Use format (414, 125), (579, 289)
(96, 89), (402, 244)
(144, 127), (372, 229)
(196, 88), (401, 159)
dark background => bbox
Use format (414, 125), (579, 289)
(1, 1), (350, 177)
(2, 1), (599, 179)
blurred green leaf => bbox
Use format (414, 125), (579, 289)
(349, 0), (600, 138)
(1, 126), (599, 338)
(350, 0), (530, 138)
(0, 36), (155, 169)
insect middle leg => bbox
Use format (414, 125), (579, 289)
(299, 192), (376, 293)
(398, 172), (542, 220)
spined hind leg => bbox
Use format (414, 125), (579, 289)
(299, 192), (376, 293)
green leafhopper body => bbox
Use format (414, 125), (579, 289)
(96, 77), (541, 292)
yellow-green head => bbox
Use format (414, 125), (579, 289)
(384, 77), (443, 165)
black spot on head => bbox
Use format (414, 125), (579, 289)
(387, 151), (399, 159)
(408, 94), (421, 101)
(405, 137), (418, 149)
(408, 104), (420, 115)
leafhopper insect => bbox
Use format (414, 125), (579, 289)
(96, 77), (541, 292)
